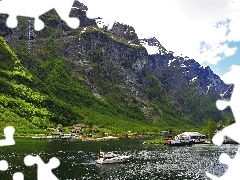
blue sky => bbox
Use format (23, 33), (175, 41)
(208, 42), (240, 76)
(80, 0), (240, 83)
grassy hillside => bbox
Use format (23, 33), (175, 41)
(0, 36), (50, 135)
(0, 36), (163, 135)
(0, 27), (233, 135)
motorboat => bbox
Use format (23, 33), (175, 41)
(179, 132), (206, 144)
(166, 134), (193, 146)
(95, 151), (131, 164)
(214, 131), (238, 144)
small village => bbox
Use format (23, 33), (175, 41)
(30, 123), (238, 145)
(31, 123), (157, 141)
(31, 124), (121, 141)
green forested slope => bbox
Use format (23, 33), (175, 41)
(0, 36), (159, 135)
(0, 36), (50, 134)
(0, 26), (233, 135)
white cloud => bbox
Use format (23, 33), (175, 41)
(197, 42), (237, 64)
(80, 0), (240, 67)
(220, 64), (240, 84)
(227, 17), (240, 42)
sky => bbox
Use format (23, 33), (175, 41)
(80, 0), (240, 84)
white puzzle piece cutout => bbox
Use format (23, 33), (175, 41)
(0, 0), (240, 179)
(0, 126), (15, 146)
(12, 172), (24, 180)
(0, 126), (60, 179)
(24, 155), (60, 180)
(212, 79), (240, 145)
(207, 70), (240, 179)
(0, 160), (8, 171)
(0, 126), (14, 175)
(0, 0), (80, 31)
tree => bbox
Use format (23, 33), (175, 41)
(217, 120), (224, 130)
(57, 124), (63, 128)
(226, 119), (235, 126)
(203, 117), (217, 139)
(82, 128), (91, 135)
(64, 127), (70, 134)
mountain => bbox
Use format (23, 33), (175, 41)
(0, 1), (234, 134)
(140, 37), (233, 99)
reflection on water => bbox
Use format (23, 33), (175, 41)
(0, 138), (238, 179)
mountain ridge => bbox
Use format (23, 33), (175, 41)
(0, 1), (234, 134)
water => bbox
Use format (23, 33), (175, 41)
(0, 137), (238, 179)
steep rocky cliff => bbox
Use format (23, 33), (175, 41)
(0, 1), (234, 132)
(140, 37), (232, 98)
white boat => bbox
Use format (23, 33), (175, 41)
(166, 134), (193, 146)
(95, 151), (131, 164)
(180, 132), (206, 144)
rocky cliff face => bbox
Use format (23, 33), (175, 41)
(0, 1), (233, 126)
(141, 38), (233, 100)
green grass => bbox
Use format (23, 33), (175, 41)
(143, 137), (166, 144)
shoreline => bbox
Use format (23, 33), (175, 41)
(8, 136), (237, 145)
(12, 133), (162, 142)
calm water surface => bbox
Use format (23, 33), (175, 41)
(0, 137), (238, 179)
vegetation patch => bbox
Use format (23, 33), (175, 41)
(143, 137), (166, 144)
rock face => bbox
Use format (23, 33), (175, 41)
(109, 22), (140, 45)
(147, 52), (232, 99)
(0, 1), (233, 126)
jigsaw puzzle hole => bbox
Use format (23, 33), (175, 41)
(6, 16), (18, 28)
(13, 172), (24, 180)
(0, 160), (8, 171)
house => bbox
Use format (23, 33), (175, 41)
(52, 132), (63, 138)
(71, 127), (82, 133)
(70, 132), (80, 138)
(62, 134), (71, 139)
